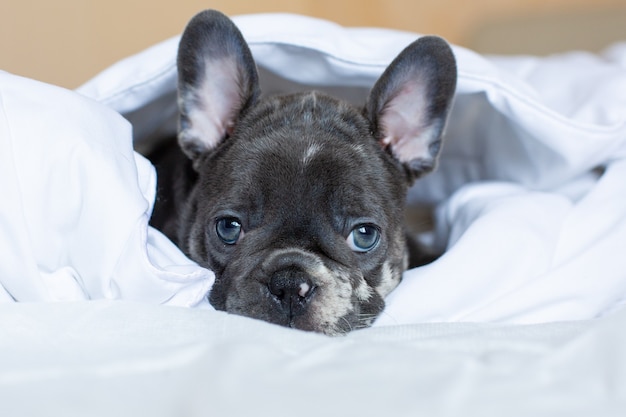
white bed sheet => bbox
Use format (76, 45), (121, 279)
(0, 300), (624, 416)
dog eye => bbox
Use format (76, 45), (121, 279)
(216, 217), (243, 245)
(347, 225), (380, 252)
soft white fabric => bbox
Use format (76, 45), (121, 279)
(0, 300), (624, 416)
(2, 13), (626, 325)
(0, 72), (212, 306)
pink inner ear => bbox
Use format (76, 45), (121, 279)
(182, 58), (243, 153)
(380, 80), (438, 163)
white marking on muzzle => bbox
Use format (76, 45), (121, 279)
(354, 278), (373, 301)
(375, 261), (400, 297)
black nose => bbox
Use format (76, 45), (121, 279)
(268, 267), (315, 317)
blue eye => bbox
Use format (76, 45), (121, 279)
(347, 225), (380, 252)
(216, 217), (242, 245)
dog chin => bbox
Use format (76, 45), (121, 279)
(218, 281), (387, 336)
(227, 304), (380, 336)
(209, 248), (389, 335)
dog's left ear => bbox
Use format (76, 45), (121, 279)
(366, 36), (457, 182)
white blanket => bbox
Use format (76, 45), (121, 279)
(0, 300), (624, 416)
(0, 72), (212, 305)
(1, 12), (626, 416)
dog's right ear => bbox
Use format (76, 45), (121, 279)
(177, 10), (260, 163)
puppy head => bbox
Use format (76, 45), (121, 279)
(175, 10), (456, 335)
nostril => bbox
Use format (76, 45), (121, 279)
(268, 277), (285, 300)
(268, 283), (285, 301)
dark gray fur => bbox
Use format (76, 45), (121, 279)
(149, 10), (457, 335)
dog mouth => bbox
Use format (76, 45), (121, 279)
(214, 276), (379, 336)
(211, 247), (390, 335)
(228, 278), (374, 336)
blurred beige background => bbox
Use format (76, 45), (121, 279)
(1, 0), (626, 89)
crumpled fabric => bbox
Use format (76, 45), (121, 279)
(0, 72), (212, 306)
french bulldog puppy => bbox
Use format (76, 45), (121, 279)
(149, 10), (457, 335)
